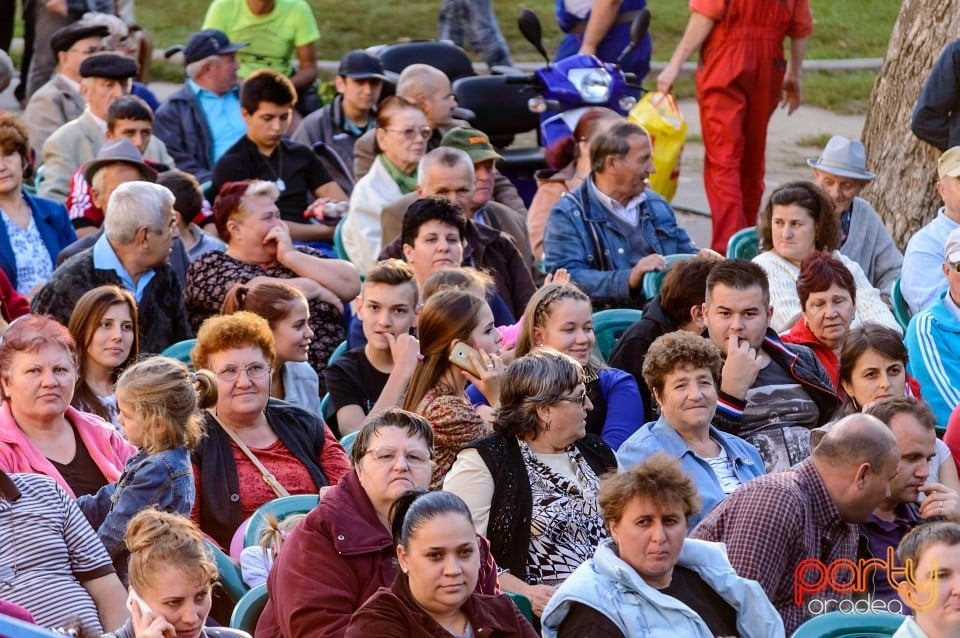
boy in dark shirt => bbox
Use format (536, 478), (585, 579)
(325, 259), (419, 435)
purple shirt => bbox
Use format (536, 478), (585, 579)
(862, 503), (921, 604)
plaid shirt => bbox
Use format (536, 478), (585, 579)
(691, 458), (857, 635)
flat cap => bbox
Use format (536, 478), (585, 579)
(51, 23), (109, 55)
(79, 53), (138, 80)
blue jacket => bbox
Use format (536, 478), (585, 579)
(154, 85), (214, 183)
(541, 538), (784, 638)
(0, 193), (75, 291)
(616, 417), (765, 527)
(76, 447), (194, 584)
(906, 291), (960, 428)
(543, 179), (697, 305)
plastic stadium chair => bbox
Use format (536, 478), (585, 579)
(790, 611), (903, 637)
(328, 340), (348, 367)
(243, 494), (319, 548)
(340, 430), (359, 456)
(160, 338), (197, 365)
(504, 591), (534, 623)
(333, 218), (348, 261)
(592, 308), (643, 362)
(230, 583), (269, 634)
(320, 393), (334, 421)
(891, 276), (911, 332)
(641, 253), (694, 301)
(204, 538), (248, 604)
(726, 226), (760, 260)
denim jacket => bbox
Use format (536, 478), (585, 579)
(617, 417), (766, 527)
(543, 179), (697, 305)
(77, 447), (195, 583)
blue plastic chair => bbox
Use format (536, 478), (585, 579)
(340, 430), (359, 456)
(891, 276), (911, 332)
(204, 539), (249, 604)
(726, 226), (760, 260)
(790, 611), (903, 637)
(160, 338), (197, 365)
(243, 494), (319, 548)
(592, 308), (643, 362)
(333, 219), (349, 261)
(230, 583), (269, 634)
(641, 253), (694, 301)
(0, 614), (63, 637)
(328, 340), (348, 367)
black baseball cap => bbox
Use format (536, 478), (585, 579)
(183, 29), (247, 65)
(338, 50), (386, 80)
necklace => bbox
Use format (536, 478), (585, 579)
(261, 147), (286, 193)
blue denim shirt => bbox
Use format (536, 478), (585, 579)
(616, 417), (765, 528)
(77, 447), (195, 583)
(543, 179), (697, 305)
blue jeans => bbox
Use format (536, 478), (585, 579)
(438, 0), (514, 69)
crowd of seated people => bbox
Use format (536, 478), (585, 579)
(8, 6), (960, 638)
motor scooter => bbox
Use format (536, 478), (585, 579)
(452, 9), (650, 204)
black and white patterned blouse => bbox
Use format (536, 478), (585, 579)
(519, 440), (606, 585)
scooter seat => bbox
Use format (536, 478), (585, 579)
(377, 40), (476, 82)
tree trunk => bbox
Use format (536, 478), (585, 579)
(861, 0), (960, 249)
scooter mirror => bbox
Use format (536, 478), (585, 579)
(630, 8), (651, 45)
(616, 8), (651, 66)
(518, 10), (550, 63)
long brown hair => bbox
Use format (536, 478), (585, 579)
(68, 285), (139, 421)
(401, 289), (487, 412)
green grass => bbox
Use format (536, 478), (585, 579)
(67, 0), (887, 114)
(136, 0), (899, 62)
(796, 133), (835, 148)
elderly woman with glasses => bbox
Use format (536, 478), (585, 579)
(340, 96), (430, 274)
(188, 311), (351, 550)
(258, 408), (500, 638)
(444, 349), (617, 619)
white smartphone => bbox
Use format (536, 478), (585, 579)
(127, 588), (154, 615)
(448, 341), (481, 377)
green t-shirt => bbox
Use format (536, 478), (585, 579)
(202, 0), (320, 78)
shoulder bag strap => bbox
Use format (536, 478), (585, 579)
(206, 410), (290, 499)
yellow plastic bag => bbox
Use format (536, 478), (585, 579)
(628, 91), (687, 202)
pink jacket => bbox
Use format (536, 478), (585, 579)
(0, 403), (135, 497)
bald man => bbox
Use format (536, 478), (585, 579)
(691, 414), (899, 634)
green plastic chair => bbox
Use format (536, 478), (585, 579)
(340, 430), (359, 455)
(891, 276), (911, 332)
(641, 253), (695, 301)
(328, 340), (348, 367)
(320, 392), (334, 421)
(333, 218), (349, 261)
(160, 338), (197, 365)
(726, 226), (759, 260)
(790, 611), (903, 637)
(204, 539), (248, 604)
(504, 591), (534, 624)
(230, 583), (268, 634)
(592, 308), (643, 362)
(243, 494), (319, 548)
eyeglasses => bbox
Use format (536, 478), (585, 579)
(951, 262), (960, 273)
(364, 446), (431, 467)
(558, 391), (588, 407)
(386, 126), (432, 141)
(215, 363), (271, 382)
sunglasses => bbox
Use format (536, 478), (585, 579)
(386, 126), (432, 141)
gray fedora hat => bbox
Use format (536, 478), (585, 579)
(807, 135), (875, 181)
(83, 137), (158, 184)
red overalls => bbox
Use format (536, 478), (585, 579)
(692, 0), (813, 253)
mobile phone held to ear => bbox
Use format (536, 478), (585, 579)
(127, 588), (153, 615)
(448, 341), (481, 377)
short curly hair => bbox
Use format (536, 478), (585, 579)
(641, 331), (722, 397)
(758, 180), (840, 253)
(191, 311), (276, 371)
(0, 112), (30, 166)
(492, 348), (584, 440)
(599, 452), (702, 529)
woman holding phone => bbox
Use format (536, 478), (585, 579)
(402, 289), (504, 489)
